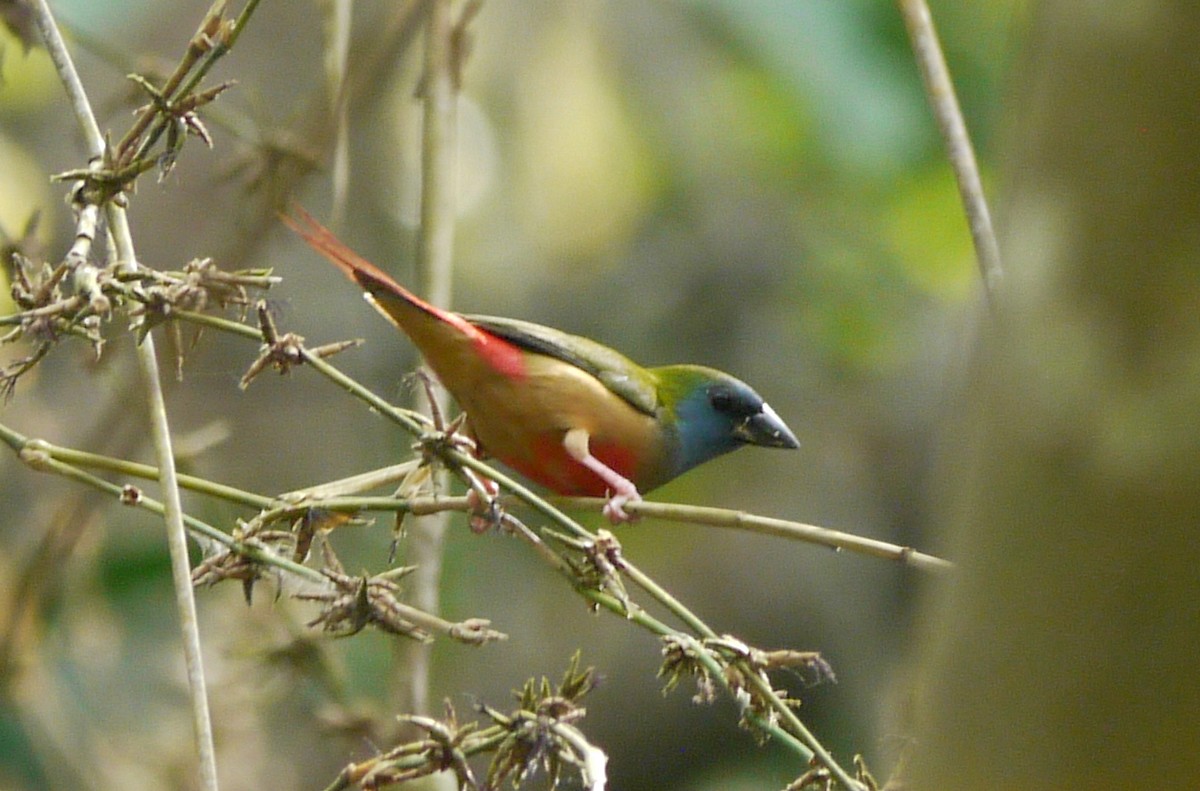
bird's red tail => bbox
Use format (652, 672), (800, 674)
(280, 206), (412, 298)
(281, 205), (471, 331)
(281, 205), (527, 378)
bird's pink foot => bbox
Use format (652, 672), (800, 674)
(602, 482), (642, 525)
(464, 472), (501, 533)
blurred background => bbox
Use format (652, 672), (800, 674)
(0, 1), (1023, 789)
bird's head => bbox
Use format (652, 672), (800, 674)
(656, 365), (799, 477)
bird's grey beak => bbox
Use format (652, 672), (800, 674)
(734, 402), (800, 449)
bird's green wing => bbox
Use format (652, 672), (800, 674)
(465, 314), (660, 416)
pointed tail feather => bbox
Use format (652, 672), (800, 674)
(281, 205), (527, 378)
(281, 206), (414, 300)
(281, 205), (471, 332)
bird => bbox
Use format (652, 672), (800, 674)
(282, 208), (799, 521)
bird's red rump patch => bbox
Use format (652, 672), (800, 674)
(507, 435), (638, 497)
(473, 334), (527, 379)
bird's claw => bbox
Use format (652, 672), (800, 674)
(602, 486), (642, 525)
(465, 473), (502, 533)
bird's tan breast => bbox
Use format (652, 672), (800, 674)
(443, 351), (666, 493)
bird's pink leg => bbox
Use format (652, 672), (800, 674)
(563, 428), (641, 524)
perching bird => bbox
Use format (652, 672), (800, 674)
(283, 208), (799, 521)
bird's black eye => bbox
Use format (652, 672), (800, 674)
(700, 384), (748, 415)
(708, 383), (763, 417)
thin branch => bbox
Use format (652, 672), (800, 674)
(392, 0), (462, 720)
(115, 208), (221, 791)
(18, 417), (951, 575)
(114, 0), (226, 158)
(3, 424), (500, 646)
(7, 435), (275, 509)
(27, 2), (219, 788)
(298, 346), (431, 436)
(28, 2), (103, 148)
(898, 0), (1002, 301)
(117, 0), (265, 166)
(561, 498), (953, 574)
(324, 0), (353, 224)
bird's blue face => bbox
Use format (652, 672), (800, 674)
(670, 371), (799, 475)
